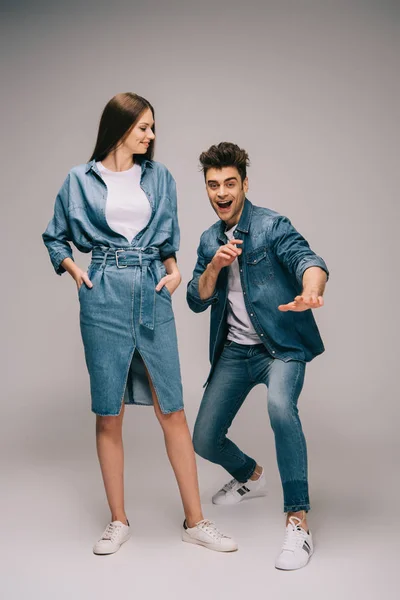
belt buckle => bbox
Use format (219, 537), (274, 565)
(115, 249), (128, 269)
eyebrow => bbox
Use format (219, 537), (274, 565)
(207, 177), (238, 184)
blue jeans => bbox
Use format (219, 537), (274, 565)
(193, 341), (310, 513)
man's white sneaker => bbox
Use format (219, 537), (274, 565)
(275, 516), (313, 570)
(182, 519), (238, 552)
(93, 520), (131, 555)
(212, 468), (267, 505)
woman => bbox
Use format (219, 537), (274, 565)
(43, 92), (237, 555)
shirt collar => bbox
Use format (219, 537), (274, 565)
(85, 157), (153, 174)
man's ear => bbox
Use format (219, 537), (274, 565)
(243, 177), (249, 194)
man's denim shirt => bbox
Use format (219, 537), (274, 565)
(187, 199), (329, 384)
(42, 159), (179, 275)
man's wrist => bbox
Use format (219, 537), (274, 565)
(207, 261), (220, 278)
(302, 287), (324, 297)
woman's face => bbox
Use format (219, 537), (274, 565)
(122, 108), (155, 154)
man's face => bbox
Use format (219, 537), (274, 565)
(205, 167), (248, 228)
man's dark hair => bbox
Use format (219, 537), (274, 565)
(199, 142), (250, 183)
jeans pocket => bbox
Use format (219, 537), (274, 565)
(161, 284), (171, 298)
(78, 264), (96, 298)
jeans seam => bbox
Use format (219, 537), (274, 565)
(290, 362), (307, 483)
(117, 346), (136, 416)
(138, 349), (168, 414)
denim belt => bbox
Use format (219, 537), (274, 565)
(91, 247), (161, 331)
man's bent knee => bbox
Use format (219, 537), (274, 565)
(193, 425), (218, 461)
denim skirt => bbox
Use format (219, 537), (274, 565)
(78, 247), (183, 416)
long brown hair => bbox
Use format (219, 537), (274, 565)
(89, 93), (155, 162)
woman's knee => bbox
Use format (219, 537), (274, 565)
(96, 414), (123, 436)
(157, 408), (187, 430)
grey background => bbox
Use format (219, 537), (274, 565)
(1, 1), (399, 598)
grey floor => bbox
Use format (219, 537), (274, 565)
(3, 417), (396, 600)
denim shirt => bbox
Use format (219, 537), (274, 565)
(187, 199), (329, 383)
(42, 159), (179, 275)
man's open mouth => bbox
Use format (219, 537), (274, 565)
(216, 200), (233, 209)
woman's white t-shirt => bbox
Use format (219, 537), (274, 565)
(96, 161), (151, 243)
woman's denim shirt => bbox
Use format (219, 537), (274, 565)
(42, 159), (179, 274)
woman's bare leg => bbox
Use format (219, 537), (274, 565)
(96, 402), (128, 524)
(147, 375), (203, 527)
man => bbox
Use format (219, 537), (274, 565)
(187, 142), (329, 570)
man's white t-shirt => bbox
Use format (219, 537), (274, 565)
(225, 225), (261, 345)
(97, 161), (151, 243)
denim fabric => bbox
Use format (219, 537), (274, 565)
(43, 159), (179, 275)
(193, 341), (310, 512)
(79, 249), (183, 415)
(187, 199), (329, 384)
(43, 160), (183, 415)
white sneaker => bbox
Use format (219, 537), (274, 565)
(212, 468), (267, 505)
(182, 519), (238, 552)
(275, 516), (313, 570)
(93, 520), (131, 555)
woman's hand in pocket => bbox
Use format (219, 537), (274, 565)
(60, 258), (93, 293)
(74, 268), (93, 292)
(156, 271), (181, 296)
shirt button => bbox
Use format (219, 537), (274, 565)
(260, 334), (264, 337)
(250, 313), (254, 316)
(272, 350), (276, 354)
(240, 269), (243, 272)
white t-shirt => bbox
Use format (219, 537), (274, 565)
(225, 226), (261, 345)
(96, 161), (151, 243)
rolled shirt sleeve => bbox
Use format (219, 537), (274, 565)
(159, 172), (180, 262)
(187, 238), (219, 314)
(268, 215), (329, 287)
(42, 175), (74, 275)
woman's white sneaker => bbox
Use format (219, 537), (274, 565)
(212, 468), (267, 505)
(275, 516), (313, 570)
(182, 519), (238, 552)
(93, 520), (131, 555)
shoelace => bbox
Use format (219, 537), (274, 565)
(222, 478), (239, 492)
(196, 519), (228, 540)
(282, 517), (308, 552)
(101, 522), (122, 541)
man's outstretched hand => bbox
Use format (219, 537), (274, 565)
(278, 293), (324, 312)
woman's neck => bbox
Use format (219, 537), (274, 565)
(101, 149), (134, 172)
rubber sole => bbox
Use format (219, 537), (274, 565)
(275, 551), (313, 570)
(182, 530), (238, 552)
(93, 533), (132, 555)
(212, 489), (268, 505)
